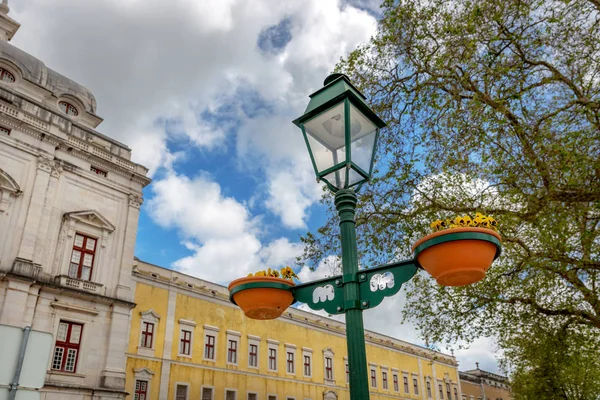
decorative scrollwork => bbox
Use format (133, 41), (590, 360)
(370, 272), (395, 292)
(313, 284), (335, 303)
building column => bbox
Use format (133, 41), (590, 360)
(17, 155), (53, 261)
(32, 161), (61, 266)
(114, 194), (142, 301)
(101, 303), (132, 390)
(418, 358), (426, 400)
(158, 289), (177, 400)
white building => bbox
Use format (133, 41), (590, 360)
(0, 2), (150, 399)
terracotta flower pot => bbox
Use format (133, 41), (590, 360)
(228, 276), (295, 320)
(412, 227), (502, 286)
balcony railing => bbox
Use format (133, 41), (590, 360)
(55, 275), (105, 295)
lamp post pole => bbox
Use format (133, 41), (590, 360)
(336, 189), (370, 400)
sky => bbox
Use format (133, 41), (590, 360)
(9, 0), (500, 373)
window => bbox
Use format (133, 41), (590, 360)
(287, 351), (295, 373)
(249, 344), (258, 368)
(439, 384), (444, 399)
(304, 355), (311, 376)
(91, 166), (107, 177)
(134, 380), (148, 400)
(0, 67), (15, 83)
(371, 368), (377, 388)
(226, 390), (236, 400)
(302, 348), (313, 377)
(205, 335), (215, 360)
(427, 381), (432, 398)
(382, 371), (388, 389)
(175, 385), (188, 400)
(51, 321), (82, 373)
(446, 383), (452, 400)
(248, 394), (257, 400)
(269, 348), (277, 370)
(325, 357), (333, 380)
(68, 233), (96, 281)
(228, 340), (238, 364)
(345, 361), (349, 383)
(393, 374), (399, 391)
(140, 322), (154, 348)
(413, 377), (419, 395)
(454, 387), (458, 400)
(202, 388), (213, 400)
(180, 329), (191, 355)
(268, 396), (277, 400)
(0, 126), (10, 135)
(404, 376), (410, 393)
(59, 101), (79, 116)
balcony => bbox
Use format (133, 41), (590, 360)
(55, 275), (105, 295)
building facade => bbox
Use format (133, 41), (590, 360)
(459, 367), (512, 400)
(127, 259), (463, 400)
(0, 3), (151, 399)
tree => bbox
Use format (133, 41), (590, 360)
(505, 321), (600, 400)
(301, 0), (600, 375)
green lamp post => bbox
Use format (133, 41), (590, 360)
(228, 73), (502, 400)
(291, 73), (385, 400)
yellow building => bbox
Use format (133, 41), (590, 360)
(126, 259), (462, 400)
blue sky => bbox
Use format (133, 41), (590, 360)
(10, 0), (501, 372)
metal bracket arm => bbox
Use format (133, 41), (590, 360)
(291, 258), (419, 315)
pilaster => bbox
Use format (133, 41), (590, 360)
(17, 155), (52, 261)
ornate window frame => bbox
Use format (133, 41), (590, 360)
(226, 330), (241, 366)
(178, 319), (196, 358)
(247, 334), (260, 369)
(137, 309), (160, 357)
(302, 347), (313, 378)
(55, 210), (114, 283)
(0, 168), (21, 214)
(133, 367), (154, 399)
(323, 347), (335, 385)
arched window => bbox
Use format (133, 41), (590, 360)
(59, 101), (79, 116)
(0, 68), (15, 83)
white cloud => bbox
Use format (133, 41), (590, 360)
(146, 171), (304, 283)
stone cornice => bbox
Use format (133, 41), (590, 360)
(0, 99), (150, 187)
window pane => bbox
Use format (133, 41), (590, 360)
(202, 388), (213, 400)
(248, 394), (257, 400)
(52, 347), (64, 370)
(65, 348), (77, 372)
(226, 390), (236, 400)
(68, 263), (79, 278)
(81, 266), (91, 281)
(57, 323), (68, 342)
(71, 250), (81, 263)
(74, 235), (84, 247)
(85, 238), (96, 251)
(70, 324), (82, 344)
(83, 253), (93, 267)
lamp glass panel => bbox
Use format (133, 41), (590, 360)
(349, 103), (378, 174)
(322, 170), (344, 189)
(305, 134), (345, 175)
(348, 169), (366, 187)
(303, 102), (347, 151)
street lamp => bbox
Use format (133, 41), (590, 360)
(228, 73), (502, 400)
(292, 73), (385, 193)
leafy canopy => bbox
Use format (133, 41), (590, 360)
(301, 0), (600, 363)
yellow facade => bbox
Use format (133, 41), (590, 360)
(126, 260), (461, 400)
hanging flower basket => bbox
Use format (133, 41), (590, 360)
(412, 215), (502, 286)
(228, 268), (297, 320)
